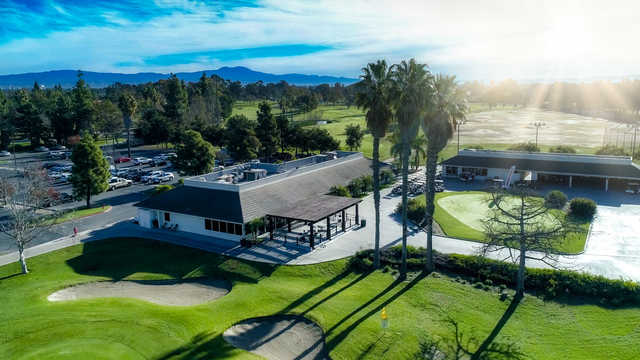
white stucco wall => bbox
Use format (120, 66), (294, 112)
(137, 208), (155, 228)
(159, 211), (243, 242)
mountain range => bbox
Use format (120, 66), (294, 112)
(0, 67), (358, 89)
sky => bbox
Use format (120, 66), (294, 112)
(1, 0), (640, 81)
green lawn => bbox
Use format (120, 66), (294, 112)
(0, 238), (638, 359)
(45, 206), (112, 225)
(418, 191), (589, 254)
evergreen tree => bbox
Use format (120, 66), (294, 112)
(70, 133), (110, 208)
(224, 114), (260, 162)
(0, 91), (13, 149)
(13, 90), (46, 147)
(71, 72), (95, 134)
(345, 123), (365, 151)
(49, 91), (74, 145)
(255, 101), (278, 160)
(174, 130), (216, 175)
(276, 113), (290, 153)
(163, 74), (188, 141)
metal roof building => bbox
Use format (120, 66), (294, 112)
(442, 149), (640, 190)
(135, 152), (377, 243)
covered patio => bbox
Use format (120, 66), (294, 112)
(266, 195), (362, 249)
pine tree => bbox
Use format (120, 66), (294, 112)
(174, 130), (216, 175)
(255, 101), (278, 160)
(70, 133), (110, 208)
(163, 74), (188, 141)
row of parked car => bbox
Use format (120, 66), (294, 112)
(110, 167), (175, 184)
(113, 153), (176, 166)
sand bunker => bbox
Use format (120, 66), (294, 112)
(223, 315), (329, 360)
(47, 278), (230, 306)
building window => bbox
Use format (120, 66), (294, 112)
(205, 218), (212, 230)
(164, 212), (170, 222)
(461, 167), (488, 176)
(446, 166), (458, 175)
(235, 224), (243, 235)
(219, 221), (227, 233)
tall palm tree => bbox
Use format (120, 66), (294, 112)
(391, 59), (432, 279)
(411, 133), (427, 171)
(355, 60), (394, 269)
(118, 93), (138, 159)
(422, 74), (468, 272)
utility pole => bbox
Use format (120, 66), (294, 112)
(532, 121), (545, 148)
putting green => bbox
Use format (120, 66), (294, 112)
(437, 192), (557, 232)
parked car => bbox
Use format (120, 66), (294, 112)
(51, 145), (67, 150)
(58, 192), (74, 204)
(150, 171), (175, 184)
(107, 177), (133, 191)
(48, 151), (66, 159)
(141, 171), (163, 183)
(0, 150), (10, 157)
(126, 169), (150, 182)
(133, 157), (152, 165)
(151, 156), (168, 166)
(35, 146), (49, 152)
(43, 162), (62, 169)
(115, 156), (131, 163)
(114, 169), (129, 177)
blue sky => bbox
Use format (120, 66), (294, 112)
(2, 0), (640, 80)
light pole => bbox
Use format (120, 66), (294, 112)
(456, 119), (466, 153)
(532, 121), (545, 148)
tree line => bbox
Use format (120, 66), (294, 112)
(0, 72), (358, 151)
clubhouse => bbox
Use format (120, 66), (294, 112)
(135, 151), (376, 247)
(442, 149), (640, 191)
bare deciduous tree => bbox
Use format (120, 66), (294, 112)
(0, 166), (53, 274)
(481, 187), (570, 298)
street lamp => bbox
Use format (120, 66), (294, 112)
(532, 121), (545, 148)
(456, 119), (466, 153)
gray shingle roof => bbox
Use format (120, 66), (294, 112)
(268, 195), (362, 223)
(136, 156), (377, 223)
(442, 155), (640, 179)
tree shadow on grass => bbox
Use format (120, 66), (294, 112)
(154, 331), (238, 360)
(66, 237), (277, 284)
(471, 295), (522, 360)
(0, 272), (22, 281)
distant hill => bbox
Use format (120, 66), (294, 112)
(0, 67), (358, 89)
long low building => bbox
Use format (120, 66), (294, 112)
(135, 151), (377, 243)
(442, 149), (640, 191)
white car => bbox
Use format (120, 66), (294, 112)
(150, 171), (174, 184)
(108, 177), (133, 191)
(141, 171), (163, 183)
(0, 150), (11, 157)
(133, 157), (152, 165)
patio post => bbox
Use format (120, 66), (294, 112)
(310, 223), (315, 249)
(326, 216), (331, 240)
(605, 178), (609, 192)
(569, 176), (573, 188)
(355, 203), (359, 224)
(341, 210), (346, 232)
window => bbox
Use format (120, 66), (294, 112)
(205, 218), (212, 230)
(235, 224), (243, 235)
(446, 166), (458, 175)
(164, 212), (170, 222)
(212, 220), (219, 232)
(461, 167), (488, 177)
(219, 221), (227, 233)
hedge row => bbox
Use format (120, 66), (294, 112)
(351, 246), (640, 306)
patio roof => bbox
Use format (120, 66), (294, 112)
(268, 195), (361, 223)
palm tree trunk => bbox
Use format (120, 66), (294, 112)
(425, 144), (438, 272)
(400, 136), (410, 279)
(372, 136), (381, 269)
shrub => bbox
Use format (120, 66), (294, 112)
(329, 185), (350, 197)
(361, 175), (374, 192)
(544, 190), (568, 209)
(549, 145), (576, 153)
(595, 145), (628, 156)
(380, 169), (395, 185)
(508, 142), (540, 152)
(396, 198), (425, 225)
(351, 246), (640, 306)
(152, 184), (174, 195)
(348, 177), (365, 197)
(570, 197), (596, 219)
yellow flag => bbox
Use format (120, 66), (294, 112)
(381, 307), (388, 320)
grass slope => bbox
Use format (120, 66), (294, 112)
(418, 191), (589, 254)
(1, 238), (638, 359)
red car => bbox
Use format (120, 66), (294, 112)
(115, 156), (131, 163)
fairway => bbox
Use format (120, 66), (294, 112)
(1, 238), (638, 359)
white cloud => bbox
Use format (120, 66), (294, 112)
(2, 0), (640, 80)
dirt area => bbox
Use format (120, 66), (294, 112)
(223, 315), (329, 360)
(47, 278), (230, 306)
(462, 109), (627, 146)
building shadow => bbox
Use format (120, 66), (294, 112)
(65, 235), (276, 284)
